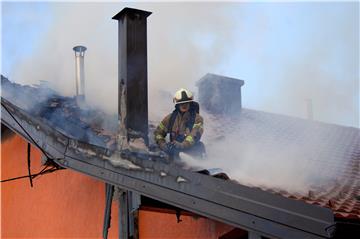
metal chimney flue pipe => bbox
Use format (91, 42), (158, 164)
(73, 45), (87, 101)
(112, 8), (152, 147)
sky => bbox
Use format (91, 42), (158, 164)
(1, 1), (359, 128)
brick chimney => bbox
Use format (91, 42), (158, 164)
(197, 73), (244, 115)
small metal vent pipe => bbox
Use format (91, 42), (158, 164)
(73, 45), (87, 101)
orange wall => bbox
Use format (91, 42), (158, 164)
(1, 135), (119, 238)
(139, 210), (233, 238)
(1, 134), (233, 238)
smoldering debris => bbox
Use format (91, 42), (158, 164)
(1, 75), (118, 148)
(1, 75), (57, 112)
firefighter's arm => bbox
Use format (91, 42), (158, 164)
(154, 114), (171, 149)
(180, 114), (204, 149)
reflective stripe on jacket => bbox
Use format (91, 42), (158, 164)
(154, 111), (204, 149)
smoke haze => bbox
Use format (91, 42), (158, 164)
(181, 109), (358, 193)
(2, 2), (359, 193)
(3, 2), (358, 126)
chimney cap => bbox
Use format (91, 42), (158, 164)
(73, 46), (87, 53)
(112, 7), (152, 20)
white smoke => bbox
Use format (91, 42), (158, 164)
(2, 2), (359, 193)
(3, 2), (358, 126)
(180, 109), (355, 194)
(4, 2), (239, 117)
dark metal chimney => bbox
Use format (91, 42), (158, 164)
(112, 8), (152, 146)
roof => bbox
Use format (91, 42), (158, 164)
(1, 76), (118, 148)
(1, 77), (359, 237)
(2, 75), (359, 221)
(203, 108), (359, 221)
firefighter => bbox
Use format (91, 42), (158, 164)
(154, 88), (205, 159)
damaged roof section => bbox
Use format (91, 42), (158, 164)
(1, 75), (118, 149)
(2, 74), (360, 224)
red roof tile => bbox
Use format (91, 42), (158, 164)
(203, 108), (360, 221)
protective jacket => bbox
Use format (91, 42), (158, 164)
(154, 107), (204, 150)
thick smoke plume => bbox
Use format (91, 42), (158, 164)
(180, 109), (357, 194)
(4, 2), (238, 118)
(2, 2), (359, 193)
(5, 2), (357, 126)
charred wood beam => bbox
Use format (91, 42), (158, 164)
(128, 191), (140, 239)
(27, 143), (33, 187)
(103, 183), (114, 239)
(119, 189), (129, 239)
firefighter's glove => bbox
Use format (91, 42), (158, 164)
(164, 142), (176, 154)
(172, 141), (184, 150)
(159, 141), (167, 151)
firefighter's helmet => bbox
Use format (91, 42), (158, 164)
(173, 88), (194, 104)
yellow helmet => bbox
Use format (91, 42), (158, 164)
(173, 88), (194, 104)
